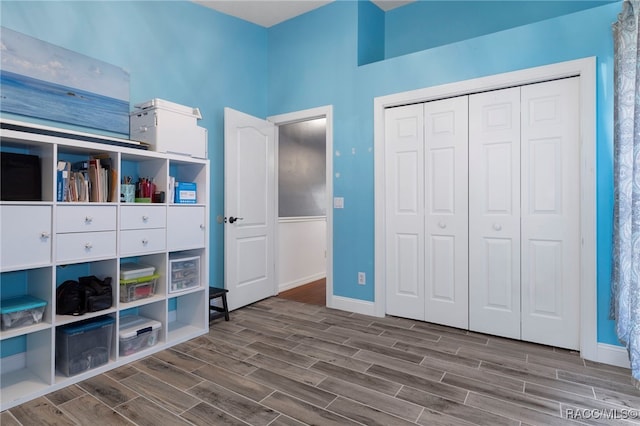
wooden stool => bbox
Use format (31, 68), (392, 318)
(209, 287), (230, 322)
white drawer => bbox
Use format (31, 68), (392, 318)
(56, 231), (116, 263)
(1, 205), (52, 270)
(120, 228), (166, 256)
(120, 205), (167, 230)
(57, 205), (116, 233)
(167, 206), (206, 250)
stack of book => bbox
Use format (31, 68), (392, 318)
(57, 156), (117, 202)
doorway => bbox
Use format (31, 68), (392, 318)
(269, 106), (334, 307)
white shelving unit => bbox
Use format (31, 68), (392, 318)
(0, 119), (210, 411)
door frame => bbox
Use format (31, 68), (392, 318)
(268, 105), (334, 307)
(374, 57), (598, 361)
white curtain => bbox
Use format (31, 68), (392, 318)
(611, 0), (640, 388)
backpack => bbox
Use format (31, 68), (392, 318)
(79, 275), (113, 313)
(56, 280), (86, 315)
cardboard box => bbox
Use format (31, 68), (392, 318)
(129, 99), (207, 159)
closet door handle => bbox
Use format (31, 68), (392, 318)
(438, 222), (447, 229)
(493, 223), (502, 231)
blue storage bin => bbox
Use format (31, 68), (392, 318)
(0, 295), (47, 331)
(56, 316), (114, 376)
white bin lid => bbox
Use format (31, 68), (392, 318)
(119, 315), (162, 339)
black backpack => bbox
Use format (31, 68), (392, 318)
(56, 280), (86, 315)
(79, 275), (113, 313)
(56, 276), (112, 315)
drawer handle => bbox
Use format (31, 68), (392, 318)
(142, 215), (149, 222)
(142, 239), (149, 245)
(40, 232), (50, 239)
(85, 216), (93, 223)
(84, 242), (93, 250)
(200, 224), (205, 230)
(493, 223), (502, 231)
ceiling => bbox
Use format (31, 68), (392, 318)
(193, 0), (415, 27)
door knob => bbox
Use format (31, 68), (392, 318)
(228, 216), (244, 224)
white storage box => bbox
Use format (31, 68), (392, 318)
(129, 98), (208, 159)
(118, 315), (161, 356)
(120, 262), (156, 280)
(169, 256), (200, 293)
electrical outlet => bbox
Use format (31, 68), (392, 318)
(358, 272), (366, 285)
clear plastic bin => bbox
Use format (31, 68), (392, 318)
(120, 274), (159, 303)
(169, 256), (200, 293)
(0, 295), (47, 331)
(119, 315), (162, 356)
(56, 316), (114, 376)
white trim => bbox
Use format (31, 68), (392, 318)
(268, 105), (334, 309)
(278, 216), (326, 223)
(374, 57), (599, 361)
(331, 295), (377, 317)
(597, 343), (631, 369)
(278, 272), (326, 292)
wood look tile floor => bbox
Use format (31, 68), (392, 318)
(3, 296), (640, 426)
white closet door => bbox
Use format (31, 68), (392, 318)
(424, 96), (469, 329)
(385, 104), (425, 320)
(520, 78), (580, 350)
(469, 87), (521, 339)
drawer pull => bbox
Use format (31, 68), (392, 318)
(85, 216), (93, 223)
(142, 215), (149, 222)
(200, 224), (205, 230)
(84, 242), (93, 250)
(142, 239), (149, 245)
(40, 232), (50, 239)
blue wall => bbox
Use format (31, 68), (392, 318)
(0, 0), (268, 296)
(1, 0), (622, 347)
(267, 1), (621, 346)
(385, 1), (614, 58)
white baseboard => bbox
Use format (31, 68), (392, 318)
(1, 352), (26, 374)
(278, 273), (326, 293)
(327, 295), (382, 317)
(596, 343), (630, 368)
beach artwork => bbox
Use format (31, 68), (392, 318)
(0, 27), (130, 135)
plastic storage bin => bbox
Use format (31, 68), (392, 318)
(56, 316), (114, 376)
(120, 274), (159, 302)
(118, 315), (162, 356)
(120, 262), (155, 280)
(0, 295), (47, 331)
(169, 256), (200, 293)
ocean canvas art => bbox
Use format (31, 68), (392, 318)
(0, 27), (130, 135)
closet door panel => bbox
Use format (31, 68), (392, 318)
(385, 104), (425, 320)
(469, 87), (521, 339)
(520, 77), (580, 350)
(424, 96), (468, 329)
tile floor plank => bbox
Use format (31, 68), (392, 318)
(5, 297), (637, 426)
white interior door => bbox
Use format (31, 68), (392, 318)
(385, 104), (425, 320)
(520, 78), (580, 350)
(424, 96), (469, 329)
(224, 107), (276, 311)
(469, 87), (522, 340)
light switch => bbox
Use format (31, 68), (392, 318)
(334, 197), (344, 209)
